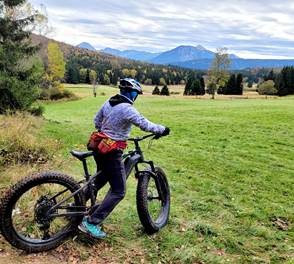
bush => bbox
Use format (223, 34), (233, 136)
(38, 89), (50, 100)
(152, 86), (160, 95)
(257, 80), (277, 95)
(38, 88), (77, 101)
(28, 105), (45, 116)
(160, 85), (170, 96)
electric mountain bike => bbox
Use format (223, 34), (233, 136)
(0, 133), (170, 252)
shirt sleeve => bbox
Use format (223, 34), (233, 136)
(94, 107), (104, 130)
(126, 106), (165, 134)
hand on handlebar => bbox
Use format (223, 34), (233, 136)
(154, 127), (170, 140)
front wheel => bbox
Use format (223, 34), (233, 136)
(136, 167), (170, 233)
(0, 172), (85, 252)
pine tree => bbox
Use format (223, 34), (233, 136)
(86, 68), (90, 84)
(160, 85), (170, 96)
(0, 0), (42, 113)
(152, 86), (160, 95)
(276, 66), (294, 96)
(193, 79), (202, 95)
(184, 77), (193, 95)
(265, 69), (275, 81)
(200, 77), (206, 95)
(236, 73), (243, 95)
(224, 74), (236, 95)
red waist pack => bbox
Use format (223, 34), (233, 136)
(87, 132), (127, 154)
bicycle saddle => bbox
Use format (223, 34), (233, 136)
(70, 150), (93, 161)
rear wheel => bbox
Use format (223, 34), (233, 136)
(0, 172), (85, 252)
(136, 167), (170, 233)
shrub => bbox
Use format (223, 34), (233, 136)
(257, 80), (277, 95)
(152, 86), (160, 95)
(28, 105), (45, 116)
(40, 88), (77, 101)
(144, 78), (152, 85)
(38, 89), (50, 100)
(48, 87), (64, 100)
(160, 85), (170, 96)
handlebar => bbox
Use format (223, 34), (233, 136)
(128, 133), (168, 142)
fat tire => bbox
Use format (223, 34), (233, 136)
(0, 171), (85, 253)
(136, 167), (170, 234)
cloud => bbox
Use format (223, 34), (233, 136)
(30, 0), (294, 58)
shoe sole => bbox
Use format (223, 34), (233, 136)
(78, 224), (106, 239)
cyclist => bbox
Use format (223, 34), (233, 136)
(79, 78), (170, 238)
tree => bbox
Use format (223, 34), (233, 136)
(130, 69), (137, 79)
(159, 77), (166, 86)
(193, 79), (205, 95)
(200, 77), (205, 95)
(265, 69), (275, 81)
(103, 73), (110, 85)
(0, 0), (42, 113)
(122, 68), (130, 77)
(65, 57), (80, 84)
(160, 85), (170, 96)
(257, 80), (277, 95)
(79, 68), (87, 83)
(275, 66), (294, 96)
(152, 86), (160, 95)
(144, 78), (152, 85)
(207, 48), (231, 99)
(184, 77), (194, 95)
(224, 74), (236, 95)
(47, 42), (65, 90)
(236, 73), (243, 95)
(89, 70), (97, 84)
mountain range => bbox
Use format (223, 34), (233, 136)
(77, 42), (294, 70)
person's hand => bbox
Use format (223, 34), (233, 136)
(154, 127), (170, 139)
(161, 127), (170, 136)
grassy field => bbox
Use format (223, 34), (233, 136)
(1, 86), (293, 263)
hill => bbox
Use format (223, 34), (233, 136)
(31, 34), (199, 86)
(101, 48), (160, 61)
(151, 45), (216, 64)
(31, 34), (127, 65)
(77, 42), (96, 51)
(174, 58), (294, 70)
(100, 44), (238, 65)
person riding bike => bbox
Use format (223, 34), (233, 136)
(79, 78), (170, 238)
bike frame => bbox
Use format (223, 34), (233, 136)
(46, 134), (161, 219)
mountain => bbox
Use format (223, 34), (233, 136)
(101, 48), (160, 61)
(151, 45), (216, 64)
(101, 45), (239, 64)
(174, 58), (294, 70)
(77, 42), (96, 51)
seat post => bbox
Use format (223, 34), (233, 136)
(82, 159), (90, 180)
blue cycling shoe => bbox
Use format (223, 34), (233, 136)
(78, 217), (107, 239)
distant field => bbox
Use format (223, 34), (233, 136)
(64, 83), (276, 100)
(1, 89), (293, 263)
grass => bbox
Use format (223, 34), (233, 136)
(1, 86), (294, 263)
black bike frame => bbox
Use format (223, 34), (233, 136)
(47, 134), (160, 219)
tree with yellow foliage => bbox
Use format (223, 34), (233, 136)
(47, 42), (65, 90)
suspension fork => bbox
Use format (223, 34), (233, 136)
(135, 162), (165, 202)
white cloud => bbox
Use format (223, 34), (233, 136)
(30, 0), (294, 58)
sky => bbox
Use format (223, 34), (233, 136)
(29, 0), (294, 59)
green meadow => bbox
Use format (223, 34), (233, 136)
(1, 86), (294, 263)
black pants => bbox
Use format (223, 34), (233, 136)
(88, 150), (126, 225)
